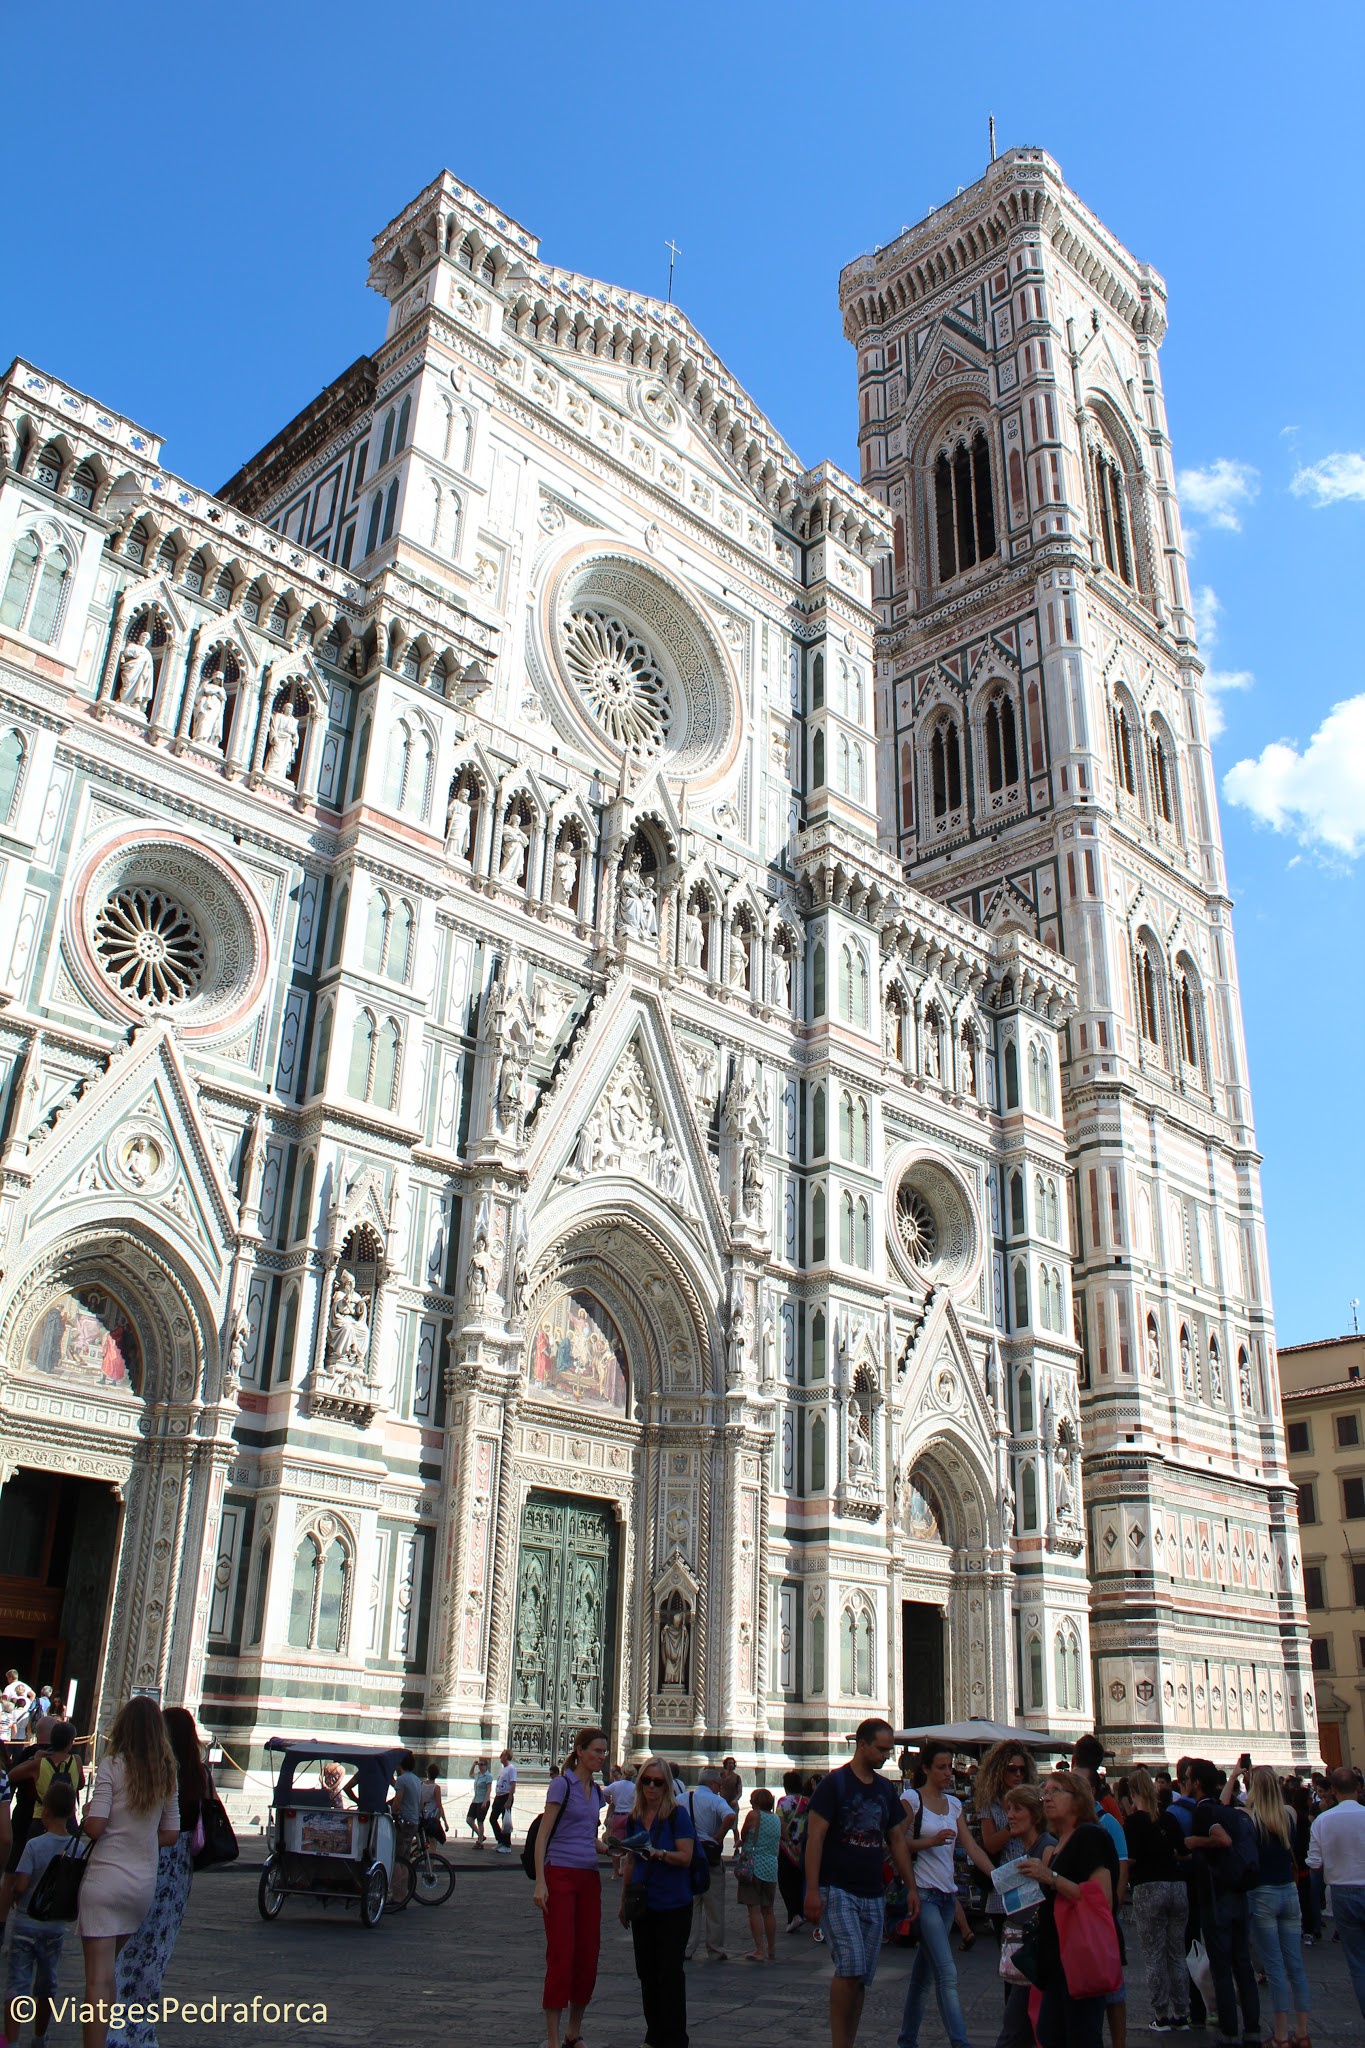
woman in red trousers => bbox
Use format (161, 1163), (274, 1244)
(532, 1725), (609, 2048)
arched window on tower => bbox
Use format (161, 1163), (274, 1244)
(1093, 433), (1136, 589)
(1112, 701), (1137, 797)
(812, 1085), (827, 1157)
(1177, 965), (1202, 1072)
(933, 428), (997, 580)
(930, 718), (964, 820)
(812, 728), (825, 787)
(985, 692), (1020, 793)
(1004, 1039), (1020, 1109)
(1149, 724), (1176, 824)
(811, 1188), (827, 1264)
(1136, 942), (1162, 1053)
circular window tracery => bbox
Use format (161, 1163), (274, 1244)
(888, 1155), (979, 1291)
(93, 886), (207, 1007)
(69, 828), (270, 1040)
(895, 1186), (938, 1268)
(534, 544), (742, 789)
(561, 609), (673, 758)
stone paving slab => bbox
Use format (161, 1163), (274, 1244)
(12, 1855), (1363, 2047)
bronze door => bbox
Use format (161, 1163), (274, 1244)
(509, 1492), (616, 1769)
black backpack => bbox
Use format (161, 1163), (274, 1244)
(520, 1775), (569, 1878)
(1213, 1805), (1261, 1893)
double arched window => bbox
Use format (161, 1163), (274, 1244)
(1054, 1627), (1084, 1711)
(933, 428), (997, 580)
(1, 528), (72, 644)
(839, 1192), (873, 1268)
(840, 1601), (875, 1697)
(362, 891), (413, 983)
(839, 1091), (870, 1165)
(839, 942), (869, 1028)
(1034, 1175), (1060, 1240)
(1027, 1041), (1054, 1117)
(1037, 1266), (1065, 1333)
(383, 718), (434, 818)
(347, 1009), (402, 1109)
(288, 1529), (351, 1654)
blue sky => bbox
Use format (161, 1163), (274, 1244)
(4, 2), (1360, 1341)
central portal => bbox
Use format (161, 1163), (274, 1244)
(509, 1491), (618, 1768)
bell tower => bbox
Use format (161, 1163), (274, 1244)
(840, 148), (1313, 1762)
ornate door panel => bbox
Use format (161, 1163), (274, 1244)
(509, 1492), (616, 1768)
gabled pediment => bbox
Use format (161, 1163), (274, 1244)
(525, 979), (729, 1252)
(900, 1295), (996, 1446)
(20, 1023), (240, 1283)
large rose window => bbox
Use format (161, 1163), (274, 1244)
(561, 609), (673, 758)
(895, 1185), (938, 1269)
(532, 544), (742, 788)
(93, 887), (207, 1007)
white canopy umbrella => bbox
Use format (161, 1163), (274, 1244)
(893, 1718), (1078, 1754)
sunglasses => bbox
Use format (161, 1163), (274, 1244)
(639, 1776), (666, 1788)
(1005, 1763), (1027, 1774)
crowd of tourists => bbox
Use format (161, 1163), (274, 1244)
(504, 1718), (1365, 2048)
(1, 1673), (224, 2048)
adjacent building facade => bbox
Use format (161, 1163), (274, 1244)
(0, 149), (1310, 1770)
(1280, 1334), (1365, 1768)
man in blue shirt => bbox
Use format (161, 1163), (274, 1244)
(685, 1767), (737, 1961)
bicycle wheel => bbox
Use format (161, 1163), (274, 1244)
(411, 1851), (456, 1905)
(384, 1857), (415, 1913)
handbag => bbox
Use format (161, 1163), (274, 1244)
(26, 1837), (93, 1923)
(1055, 1880), (1123, 1997)
(1186, 1936), (1215, 2010)
(734, 1848), (756, 1884)
(192, 1790), (240, 1871)
(622, 1878), (650, 1924)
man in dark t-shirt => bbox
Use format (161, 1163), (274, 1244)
(805, 1718), (919, 2048)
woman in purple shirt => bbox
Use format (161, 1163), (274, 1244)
(533, 1725), (609, 2048)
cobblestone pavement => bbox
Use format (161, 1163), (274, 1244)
(20, 1837), (1365, 2047)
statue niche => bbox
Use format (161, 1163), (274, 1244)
(312, 1226), (382, 1424)
(658, 1589), (692, 1691)
(651, 1551), (700, 1722)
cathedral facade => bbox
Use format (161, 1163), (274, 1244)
(0, 151), (1311, 1771)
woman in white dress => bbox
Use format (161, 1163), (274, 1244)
(78, 1699), (180, 2048)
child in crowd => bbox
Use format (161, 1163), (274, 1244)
(2, 1778), (79, 2044)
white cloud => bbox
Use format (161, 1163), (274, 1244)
(1190, 584), (1253, 737)
(1192, 584), (1222, 645)
(1289, 451), (1365, 506)
(1202, 670), (1254, 740)
(1223, 694), (1365, 859)
(1177, 457), (1260, 531)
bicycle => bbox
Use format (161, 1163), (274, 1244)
(386, 1820), (455, 1909)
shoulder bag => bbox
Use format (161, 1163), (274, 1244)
(685, 1796), (711, 1896)
(193, 1786), (240, 1870)
(1055, 1878), (1123, 1997)
(26, 1837), (93, 1923)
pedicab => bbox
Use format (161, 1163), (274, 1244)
(256, 1738), (404, 1927)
